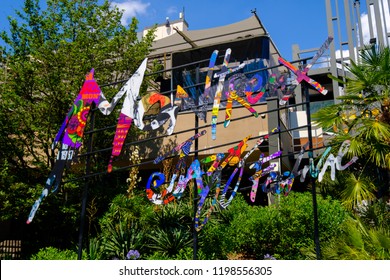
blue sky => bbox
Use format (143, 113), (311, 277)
(0, 0), (379, 60)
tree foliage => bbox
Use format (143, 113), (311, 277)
(313, 45), (390, 207)
(0, 0), (155, 251)
(0, 0), (155, 174)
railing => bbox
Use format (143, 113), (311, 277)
(0, 240), (22, 260)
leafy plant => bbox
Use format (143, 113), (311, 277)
(144, 251), (171, 260)
(147, 227), (192, 257)
(200, 192), (348, 260)
(0, 0), (156, 258)
(359, 200), (390, 229)
(101, 220), (144, 260)
(99, 194), (155, 227)
(301, 217), (390, 260)
(174, 247), (207, 260)
(87, 237), (105, 260)
(313, 44), (390, 206)
(30, 247), (80, 260)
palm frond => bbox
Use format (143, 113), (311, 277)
(367, 142), (390, 168)
(368, 228), (390, 259)
(359, 44), (382, 67)
(344, 60), (373, 94)
(327, 73), (346, 84)
(358, 119), (390, 140)
(347, 137), (367, 158)
(340, 173), (376, 210)
(312, 104), (346, 130)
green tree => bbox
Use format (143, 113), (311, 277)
(313, 44), (390, 209)
(0, 0), (155, 255)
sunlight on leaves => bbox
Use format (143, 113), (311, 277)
(340, 173), (376, 210)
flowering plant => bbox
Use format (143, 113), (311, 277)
(126, 250), (140, 260)
(264, 254), (276, 260)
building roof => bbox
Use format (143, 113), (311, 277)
(148, 14), (282, 66)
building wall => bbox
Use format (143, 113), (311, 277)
(143, 19), (188, 40)
(171, 103), (269, 156)
(130, 100), (293, 176)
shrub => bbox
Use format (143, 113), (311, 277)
(201, 192), (348, 259)
(30, 247), (80, 260)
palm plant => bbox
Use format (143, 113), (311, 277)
(360, 200), (390, 229)
(313, 44), (390, 208)
(301, 217), (390, 260)
(338, 172), (377, 210)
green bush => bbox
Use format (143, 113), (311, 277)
(144, 251), (171, 260)
(89, 190), (349, 260)
(360, 200), (390, 230)
(30, 247), (81, 260)
(201, 192), (348, 260)
(144, 201), (193, 257)
(302, 217), (390, 260)
(198, 193), (248, 259)
(101, 220), (145, 259)
(99, 194), (155, 228)
(174, 247), (208, 260)
(96, 192), (195, 259)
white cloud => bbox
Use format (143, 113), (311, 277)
(335, 49), (352, 66)
(166, 6), (178, 16)
(359, 1), (390, 46)
(360, 12), (371, 45)
(335, 1), (390, 64)
(310, 56), (331, 69)
(335, 49), (351, 59)
(110, 0), (150, 25)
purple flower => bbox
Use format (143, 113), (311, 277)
(126, 250), (140, 260)
(264, 254), (276, 260)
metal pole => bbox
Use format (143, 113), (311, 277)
(344, 0), (357, 62)
(266, 97), (281, 205)
(354, 0), (364, 55)
(303, 73), (321, 260)
(77, 104), (95, 260)
(192, 66), (200, 260)
(325, 0), (343, 101)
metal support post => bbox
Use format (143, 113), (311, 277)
(77, 104), (95, 260)
(303, 79), (321, 260)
